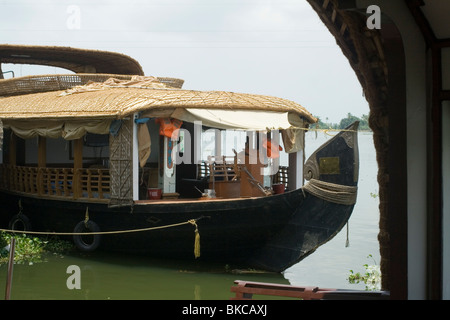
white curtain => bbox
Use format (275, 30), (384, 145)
(3, 119), (111, 140)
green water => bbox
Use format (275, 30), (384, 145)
(0, 251), (289, 300)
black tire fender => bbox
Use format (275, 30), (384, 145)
(9, 214), (31, 231)
(73, 220), (101, 252)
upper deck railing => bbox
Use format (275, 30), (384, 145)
(0, 164), (110, 202)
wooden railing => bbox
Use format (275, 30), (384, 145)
(0, 164), (110, 202)
(77, 167), (111, 200)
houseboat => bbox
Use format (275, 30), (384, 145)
(0, 45), (359, 272)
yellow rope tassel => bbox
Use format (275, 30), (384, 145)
(189, 219), (201, 258)
(194, 228), (201, 259)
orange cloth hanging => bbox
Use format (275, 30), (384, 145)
(155, 118), (183, 139)
(262, 138), (283, 158)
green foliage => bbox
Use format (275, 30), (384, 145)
(311, 113), (371, 131)
(347, 254), (381, 291)
(339, 113), (362, 129)
(0, 232), (74, 265)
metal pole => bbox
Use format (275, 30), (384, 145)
(5, 237), (16, 300)
(0, 71), (15, 78)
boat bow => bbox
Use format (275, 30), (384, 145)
(247, 122), (360, 272)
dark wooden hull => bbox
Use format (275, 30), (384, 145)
(0, 123), (359, 272)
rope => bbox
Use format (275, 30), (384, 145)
(346, 222), (350, 247)
(0, 217), (203, 258)
(303, 178), (357, 205)
(307, 127), (359, 135)
(289, 126), (361, 135)
(0, 219), (200, 236)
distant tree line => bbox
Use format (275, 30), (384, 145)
(310, 113), (370, 131)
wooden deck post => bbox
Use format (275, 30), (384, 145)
(36, 136), (46, 195)
(38, 136), (46, 168)
(73, 138), (83, 199)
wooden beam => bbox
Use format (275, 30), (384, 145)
(73, 138), (83, 199)
(37, 136), (46, 168)
(427, 41), (443, 300)
(340, 22), (347, 36)
(380, 21), (408, 300)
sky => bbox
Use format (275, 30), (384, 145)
(0, 0), (369, 124)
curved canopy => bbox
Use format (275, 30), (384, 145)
(0, 44), (144, 75)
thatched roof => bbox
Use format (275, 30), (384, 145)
(0, 73), (184, 97)
(0, 44), (144, 75)
(0, 77), (316, 124)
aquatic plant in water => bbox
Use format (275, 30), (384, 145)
(348, 254), (381, 291)
(0, 232), (74, 265)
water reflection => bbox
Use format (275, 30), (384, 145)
(0, 251), (289, 300)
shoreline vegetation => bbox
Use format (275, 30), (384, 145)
(0, 232), (74, 265)
(310, 113), (371, 131)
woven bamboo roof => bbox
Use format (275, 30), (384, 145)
(0, 82), (317, 124)
(0, 44), (144, 75)
(0, 73), (184, 97)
